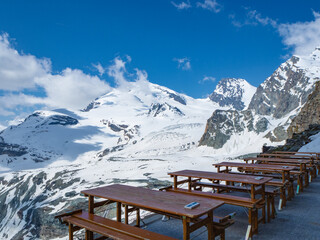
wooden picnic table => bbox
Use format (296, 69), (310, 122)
(213, 162), (295, 181)
(260, 153), (320, 177)
(81, 184), (224, 240)
(244, 157), (311, 172)
(213, 162), (297, 204)
(167, 170), (274, 237)
(168, 170), (272, 200)
(244, 157), (314, 188)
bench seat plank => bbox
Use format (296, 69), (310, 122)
(63, 211), (177, 240)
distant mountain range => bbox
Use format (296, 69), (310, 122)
(0, 48), (319, 239)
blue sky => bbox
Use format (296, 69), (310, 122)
(0, 0), (319, 126)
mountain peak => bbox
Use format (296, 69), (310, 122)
(209, 78), (256, 111)
(249, 47), (320, 118)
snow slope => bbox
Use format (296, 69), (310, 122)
(0, 81), (223, 172)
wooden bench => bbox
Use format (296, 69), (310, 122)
(60, 211), (178, 240)
(163, 186), (264, 237)
(235, 167), (296, 199)
(203, 213), (235, 240)
(191, 181), (278, 222)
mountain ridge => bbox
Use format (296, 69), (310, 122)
(209, 78), (256, 111)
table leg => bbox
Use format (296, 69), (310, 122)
(88, 196), (94, 214)
(69, 223), (73, 240)
(304, 164), (309, 187)
(267, 196), (270, 223)
(117, 202), (121, 222)
(254, 208), (258, 234)
(261, 185), (266, 224)
(207, 211), (215, 240)
(86, 196), (94, 240)
(182, 216), (190, 240)
(248, 208), (253, 238)
(174, 176), (177, 189)
(136, 208), (140, 227)
(124, 205), (129, 224)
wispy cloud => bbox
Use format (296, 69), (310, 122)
(171, 1), (191, 10)
(92, 62), (105, 76)
(247, 9), (277, 27)
(229, 8), (277, 28)
(107, 56), (128, 87)
(196, 0), (221, 13)
(106, 56), (152, 95)
(173, 57), (191, 70)
(229, 8), (320, 56)
(278, 11), (320, 56)
(199, 76), (216, 84)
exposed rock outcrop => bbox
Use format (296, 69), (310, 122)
(147, 103), (184, 117)
(269, 124), (320, 152)
(287, 81), (320, 138)
(248, 53), (319, 119)
(209, 78), (256, 111)
(199, 109), (269, 149)
(200, 48), (320, 149)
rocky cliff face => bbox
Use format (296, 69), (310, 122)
(287, 81), (320, 138)
(249, 49), (320, 119)
(199, 110), (269, 148)
(209, 78), (256, 111)
(200, 48), (320, 149)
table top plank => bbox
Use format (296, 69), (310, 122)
(81, 184), (224, 219)
(213, 162), (296, 171)
(258, 154), (314, 160)
(244, 157), (311, 164)
(274, 151), (320, 156)
(168, 170), (272, 185)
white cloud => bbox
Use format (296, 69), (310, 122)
(0, 33), (51, 91)
(173, 57), (191, 70)
(278, 11), (320, 56)
(107, 56), (152, 94)
(135, 68), (148, 83)
(199, 76), (216, 84)
(36, 69), (110, 110)
(171, 1), (191, 10)
(0, 33), (111, 115)
(229, 9), (277, 28)
(107, 56), (128, 87)
(196, 0), (221, 13)
(92, 62), (105, 76)
(247, 10), (277, 28)
(126, 55), (132, 62)
(229, 9), (319, 56)
(0, 93), (44, 116)
(134, 68), (152, 95)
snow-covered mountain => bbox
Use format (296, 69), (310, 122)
(209, 78), (256, 111)
(0, 80), (231, 239)
(200, 48), (320, 149)
(249, 48), (320, 118)
(0, 81), (221, 172)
